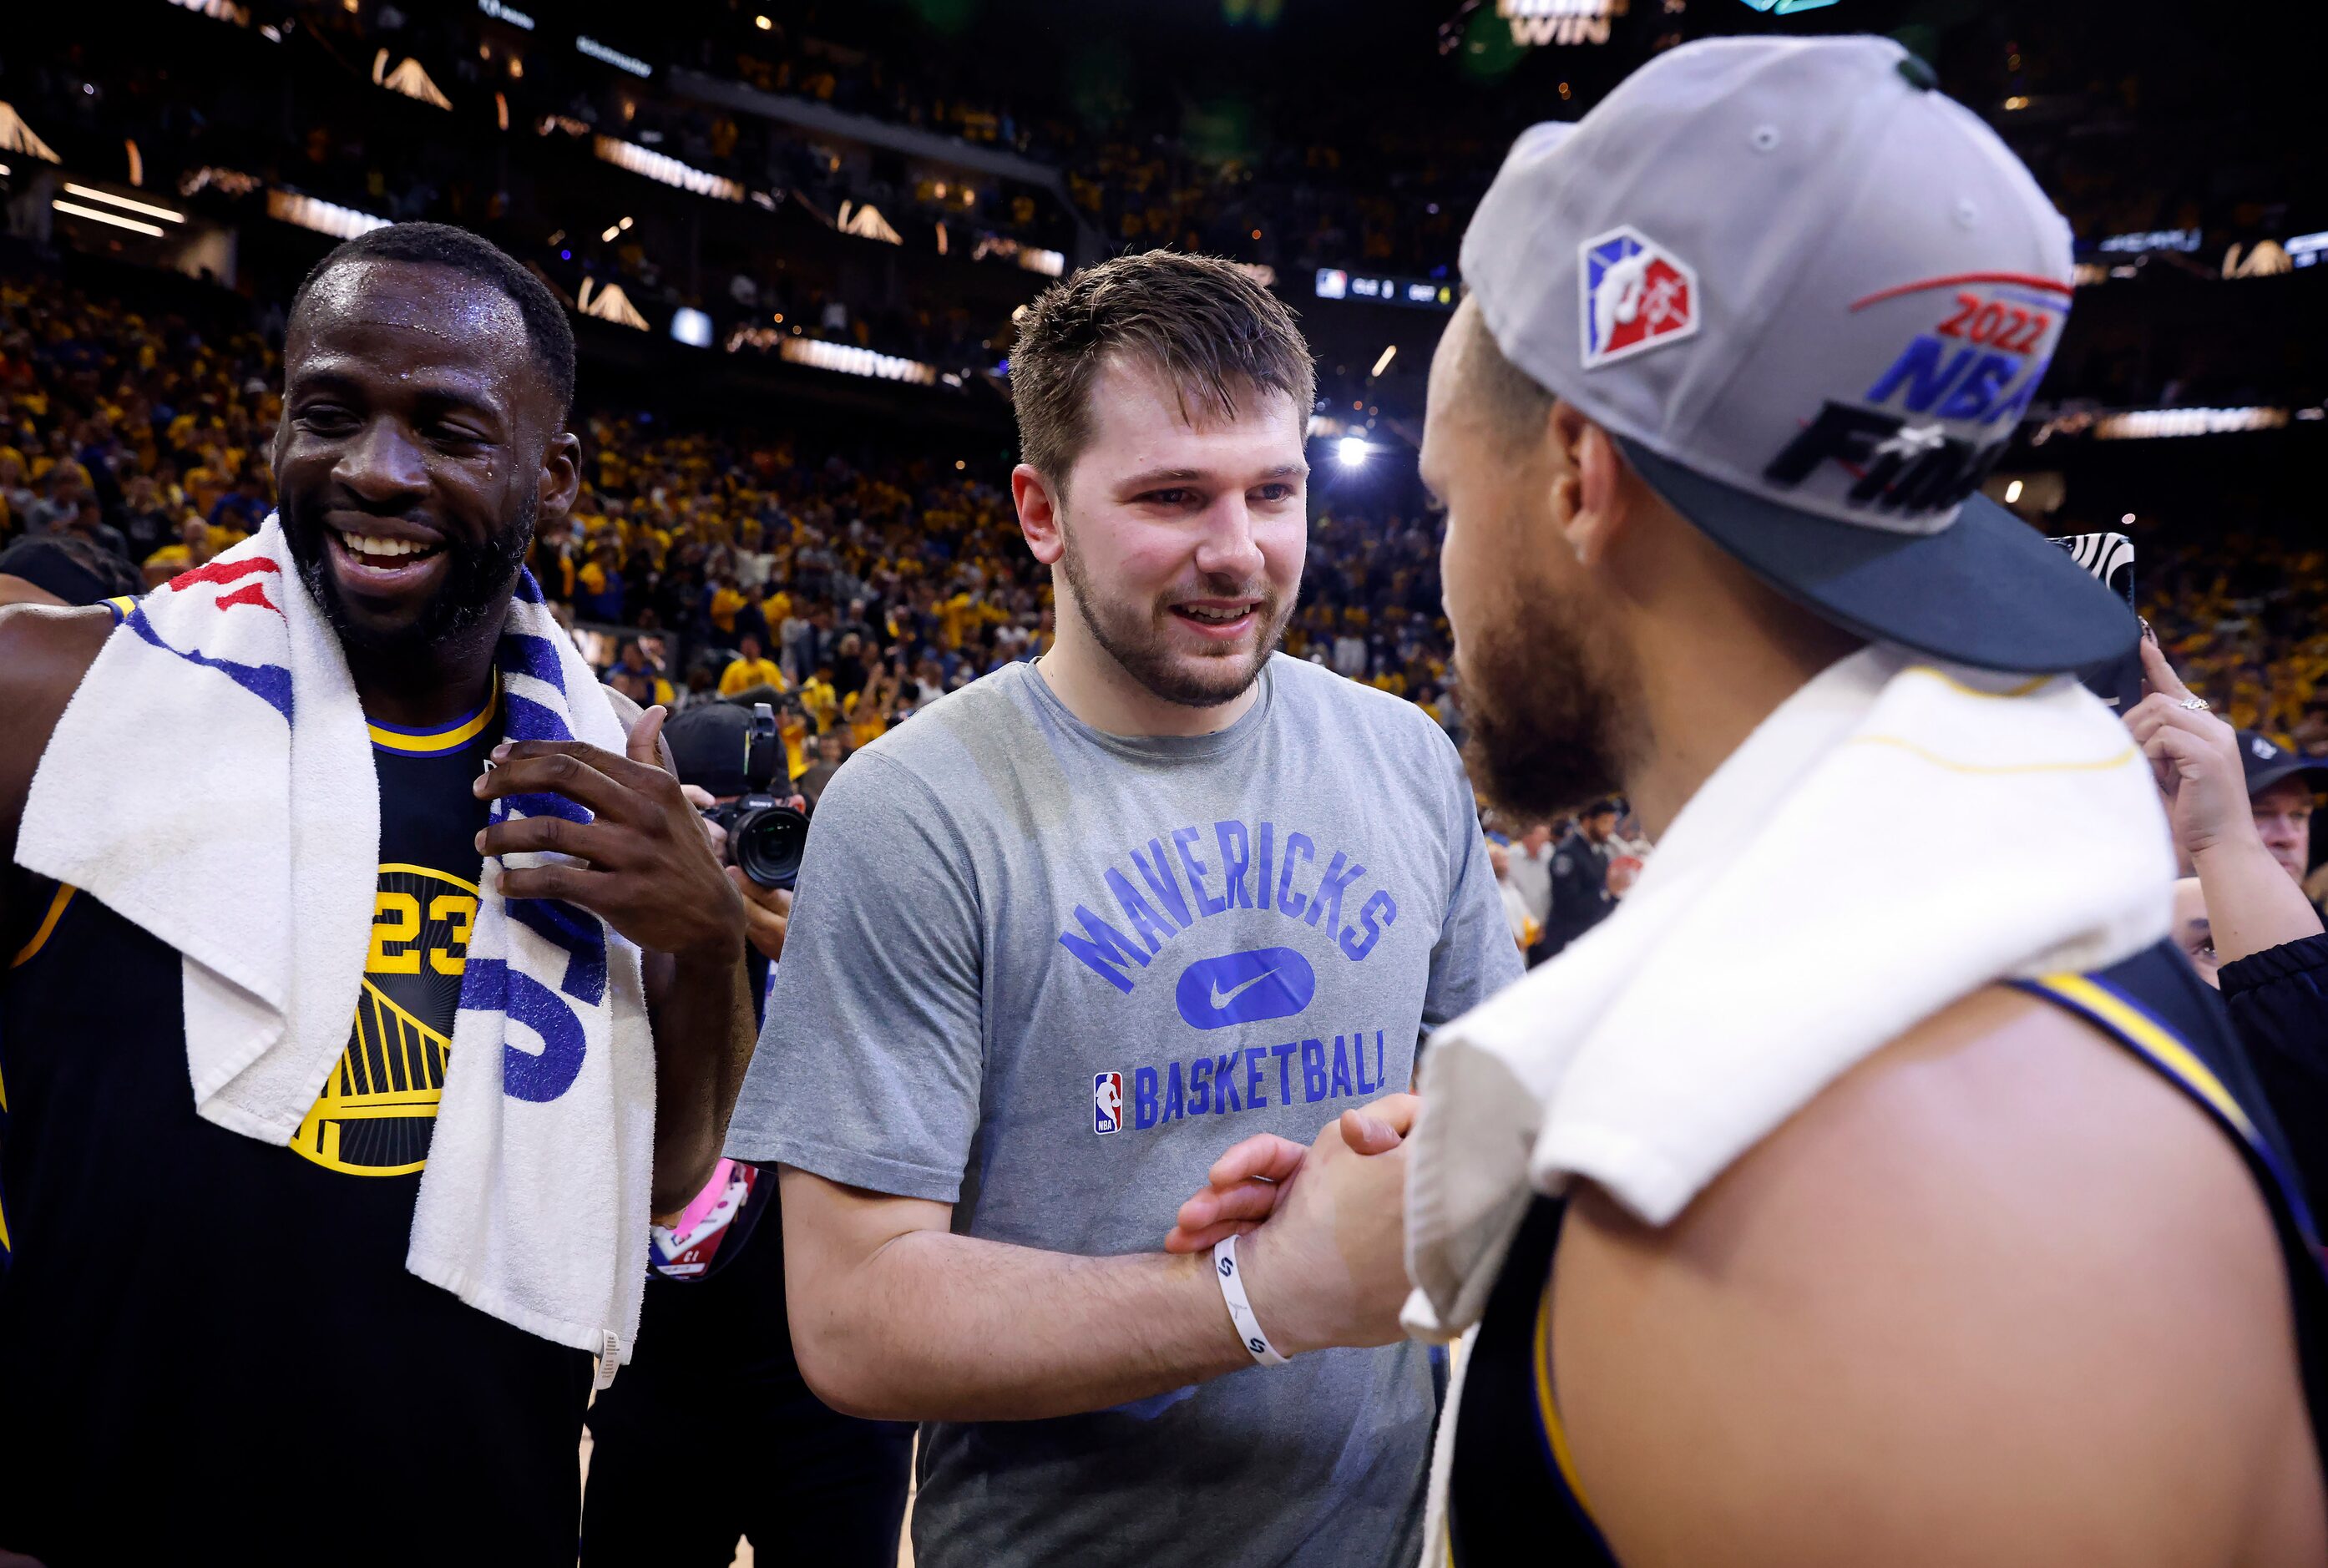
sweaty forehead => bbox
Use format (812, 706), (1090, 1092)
(288, 258), (534, 387)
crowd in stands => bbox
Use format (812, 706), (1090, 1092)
(14, 254), (2328, 773)
(18, 1), (2320, 419)
(524, 413), (1466, 774)
(0, 271), (281, 594)
(0, 262), (1470, 781)
(14, 255), (2328, 774)
(2140, 530), (2328, 751)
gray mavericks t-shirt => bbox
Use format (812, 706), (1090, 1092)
(726, 654), (1521, 1568)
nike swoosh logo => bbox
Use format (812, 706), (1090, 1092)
(1209, 969), (1278, 1010)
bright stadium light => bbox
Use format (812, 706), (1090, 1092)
(2004, 479), (2024, 503)
(53, 199), (164, 238)
(1369, 344), (1397, 377)
(1337, 437), (1370, 468)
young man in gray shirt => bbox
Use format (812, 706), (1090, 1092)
(724, 250), (1520, 1568)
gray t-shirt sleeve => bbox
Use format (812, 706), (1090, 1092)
(1421, 730), (1526, 1033)
(723, 750), (985, 1203)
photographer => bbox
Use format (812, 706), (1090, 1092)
(666, 699), (807, 1001)
(580, 697), (912, 1565)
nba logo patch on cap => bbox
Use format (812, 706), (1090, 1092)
(1092, 1071), (1123, 1136)
(1580, 226), (1698, 369)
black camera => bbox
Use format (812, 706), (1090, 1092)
(702, 702), (811, 890)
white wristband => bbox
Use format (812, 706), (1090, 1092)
(1213, 1234), (1290, 1366)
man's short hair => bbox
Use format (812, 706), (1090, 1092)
(286, 221), (576, 424)
(1457, 305), (1558, 450)
(1009, 250), (1317, 491)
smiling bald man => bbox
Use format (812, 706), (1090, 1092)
(0, 224), (756, 1565)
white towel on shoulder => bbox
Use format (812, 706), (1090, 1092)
(18, 518), (655, 1378)
(1404, 645), (2172, 1564)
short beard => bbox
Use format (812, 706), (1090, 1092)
(1055, 522), (1287, 710)
(282, 487), (537, 662)
(1459, 577), (1637, 823)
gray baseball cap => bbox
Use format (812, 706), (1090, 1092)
(1460, 35), (2136, 674)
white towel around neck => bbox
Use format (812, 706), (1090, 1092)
(17, 519), (655, 1379)
(1402, 646), (2172, 1565)
(1404, 645), (2171, 1335)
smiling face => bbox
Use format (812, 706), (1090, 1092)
(271, 258), (576, 664)
(1028, 353), (1308, 710)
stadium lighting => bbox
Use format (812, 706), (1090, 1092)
(777, 336), (939, 386)
(595, 137), (741, 201)
(63, 183), (184, 224)
(577, 36), (653, 79)
(2004, 479), (2024, 503)
(670, 307), (713, 348)
(1337, 437), (1371, 468)
(838, 201), (904, 245)
(755, 13), (772, 27)
(577, 278), (650, 330)
(601, 224), (620, 242)
(266, 189), (391, 240)
(0, 101), (63, 164)
(2122, 513), (2137, 524)
(52, 199), (164, 238)
(1369, 344), (1396, 377)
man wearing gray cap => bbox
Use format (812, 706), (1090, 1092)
(1177, 44), (2328, 1556)
(1389, 34), (2327, 1565)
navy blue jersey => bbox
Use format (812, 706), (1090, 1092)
(0, 676), (593, 1565)
(1447, 941), (2328, 1565)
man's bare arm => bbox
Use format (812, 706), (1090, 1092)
(781, 1169), (1255, 1421)
(0, 604), (114, 941)
(781, 1096), (1416, 1422)
(1550, 986), (2325, 1566)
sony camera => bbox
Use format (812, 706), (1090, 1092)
(702, 702), (812, 890)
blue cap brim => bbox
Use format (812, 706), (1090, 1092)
(1615, 436), (2139, 675)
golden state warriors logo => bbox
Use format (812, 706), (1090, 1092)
(288, 864), (478, 1176)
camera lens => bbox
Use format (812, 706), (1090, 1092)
(731, 802), (810, 890)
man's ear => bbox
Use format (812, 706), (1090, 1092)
(1551, 402), (1633, 571)
(1012, 463), (1065, 566)
(539, 429), (583, 526)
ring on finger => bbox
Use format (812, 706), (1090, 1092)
(2179, 695), (2210, 712)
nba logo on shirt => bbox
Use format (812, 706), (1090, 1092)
(1580, 226), (1698, 368)
(1092, 1071), (1124, 1136)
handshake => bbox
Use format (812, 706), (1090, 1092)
(1162, 1095), (1422, 1356)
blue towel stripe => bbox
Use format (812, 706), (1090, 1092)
(126, 605), (295, 724)
(498, 631), (573, 696)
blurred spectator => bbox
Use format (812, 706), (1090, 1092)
(143, 515), (225, 586)
(1540, 799), (1622, 963)
(720, 633), (790, 698)
(1506, 821), (1555, 967)
(606, 639), (676, 707)
(117, 471), (176, 563)
(208, 464), (273, 534)
(0, 534), (142, 609)
(1488, 837), (1536, 957)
